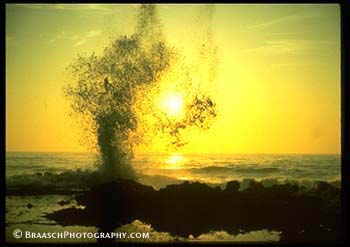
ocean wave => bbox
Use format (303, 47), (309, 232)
(6, 169), (341, 195)
(6, 170), (100, 195)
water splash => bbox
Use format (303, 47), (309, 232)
(138, 5), (219, 150)
(65, 5), (218, 181)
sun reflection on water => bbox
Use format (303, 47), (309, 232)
(165, 154), (185, 169)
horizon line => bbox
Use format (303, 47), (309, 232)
(5, 150), (341, 155)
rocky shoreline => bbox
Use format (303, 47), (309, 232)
(45, 179), (341, 243)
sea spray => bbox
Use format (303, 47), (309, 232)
(65, 5), (173, 180)
(138, 5), (219, 150)
(65, 5), (218, 181)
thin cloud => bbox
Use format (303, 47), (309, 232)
(49, 30), (102, 47)
(74, 30), (102, 47)
(49, 30), (78, 43)
(52, 4), (119, 15)
(271, 62), (331, 68)
(269, 31), (305, 36)
(247, 13), (299, 30)
(247, 10), (324, 30)
(242, 39), (338, 55)
(15, 4), (116, 13)
(14, 4), (45, 10)
(85, 30), (102, 38)
(73, 40), (87, 47)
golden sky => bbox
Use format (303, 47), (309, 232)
(6, 4), (340, 154)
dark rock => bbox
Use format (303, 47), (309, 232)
(46, 179), (341, 243)
(58, 200), (70, 206)
(316, 181), (341, 200)
(47, 208), (86, 226)
(27, 203), (33, 209)
(225, 180), (240, 192)
(245, 179), (265, 192)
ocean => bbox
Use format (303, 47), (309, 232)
(6, 152), (341, 242)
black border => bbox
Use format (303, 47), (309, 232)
(1, 0), (349, 246)
(1, 1), (5, 247)
(341, 0), (350, 245)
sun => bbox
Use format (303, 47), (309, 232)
(161, 92), (184, 118)
(166, 154), (184, 165)
(165, 153), (186, 169)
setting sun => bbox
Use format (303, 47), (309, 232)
(161, 93), (184, 118)
(165, 153), (185, 169)
(166, 153), (184, 165)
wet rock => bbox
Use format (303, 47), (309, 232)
(225, 181), (240, 192)
(58, 200), (70, 206)
(315, 181), (340, 201)
(46, 179), (341, 243)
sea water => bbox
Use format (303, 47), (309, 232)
(5, 152), (340, 242)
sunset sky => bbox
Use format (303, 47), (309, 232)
(6, 4), (340, 154)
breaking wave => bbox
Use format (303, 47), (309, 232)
(6, 168), (340, 195)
